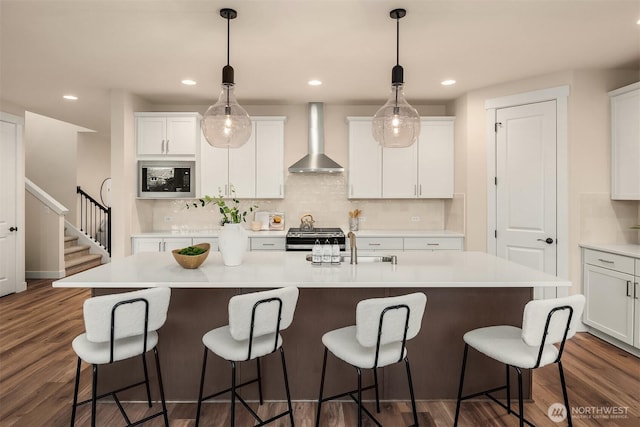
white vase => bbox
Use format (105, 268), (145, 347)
(218, 223), (248, 266)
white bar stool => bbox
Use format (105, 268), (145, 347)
(70, 287), (171, 427)
(454, 294), (586, 427)
(195, 287), (299, 427)
(315, 292), (427, 427)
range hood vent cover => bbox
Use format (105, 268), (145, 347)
(288, 102), (344, 174)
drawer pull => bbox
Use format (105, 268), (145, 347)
(368, 243), (381, 246)
(597, 258), (614, 264)
(627, 281), (632, 297)
(262, 243), (275, 246)
(427, 243), (440, 246)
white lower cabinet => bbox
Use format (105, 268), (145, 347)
(583, 248), (640, 350)
(132, 237), (193, 254)
(192, 237), (219, 252)
(404, 237), (463, 251)
(356, 237), (404, 251)
(250, 237), (285, 251)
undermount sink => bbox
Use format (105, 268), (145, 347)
(305, 254), (397, 264)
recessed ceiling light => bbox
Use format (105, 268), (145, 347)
(441, 79), (456, 86)
(63, 95), (78, 100)
(181, 79), (197, 86)
(636, 18), (640, 25)
(308, 79), (322, 86)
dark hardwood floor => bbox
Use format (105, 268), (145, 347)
(1, 280), (638, 426)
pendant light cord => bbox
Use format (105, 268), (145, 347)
(225, 13), (231, 110)
(394, 14), (400, 108)
(226, 14), (230, 67)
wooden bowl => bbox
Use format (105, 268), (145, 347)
(171, 243), (210, 269)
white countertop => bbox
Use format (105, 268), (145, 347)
(131, 229), (464, 239)
(579, 243), (640, 258)
(54, 250), (569, 289)
(348, 230), (464, 238)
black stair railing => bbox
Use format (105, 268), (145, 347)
(77, 186), (111, 256)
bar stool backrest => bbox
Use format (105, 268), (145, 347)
(228, 287), (299, 341)
(521, 294), (585, 347)
(356, 292), (427, 348)
(83, 287), (171, 343)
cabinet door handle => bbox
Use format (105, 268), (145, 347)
(158, 242), (162, 252)
(627, 281), (632, 297)
(635, 282), (639, 300)
(419, 184), (422, 196)
(597, 258), (614, 264)
(414, 184), (417, 196)
(161, 140), (165, 153)
(163, 242), (167, 251)
(166, 139), (170, 153)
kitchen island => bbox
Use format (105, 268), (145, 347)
(54, 251), (570, 401)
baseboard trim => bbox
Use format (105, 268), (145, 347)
(26, 270), (65, 280)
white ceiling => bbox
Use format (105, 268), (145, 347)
(1, 0), (639, 136)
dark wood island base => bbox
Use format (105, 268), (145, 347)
(94, 287), (532, 401)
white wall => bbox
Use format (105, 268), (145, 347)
(448, 68), (639, 295)
(24, 112), (91, 224)
(77, 132), (111, 203)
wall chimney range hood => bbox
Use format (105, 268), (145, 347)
(288, 102), (344, 173)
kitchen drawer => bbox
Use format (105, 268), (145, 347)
(584, 249), (635, 275)
(251, 237), (285, 251)
(355, 237), (404, 251)
(403, 237), (463, 251)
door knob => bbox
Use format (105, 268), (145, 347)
(9, 226), (18, 232)
(537, 237), (554, 244)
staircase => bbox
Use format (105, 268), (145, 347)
(64, 234), (102, 276)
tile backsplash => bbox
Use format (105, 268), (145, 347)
(142, 174), (464, 233)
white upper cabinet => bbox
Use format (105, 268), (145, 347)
(135, 113), (200, 157)
(610, 82), (640, 200)
(347, 118), (382, 198)
(348, 117), (454, 199)
(199, 117), (285, 199)
(418, 118), (455, 198)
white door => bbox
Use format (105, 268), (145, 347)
(255, 120), (285, 198)
(228, 122), (256, 198)
(382, 143), (418, 198)
(496, 101), (557, 298)
(348, 119), (382, 198)
(0, 118), (19, 296)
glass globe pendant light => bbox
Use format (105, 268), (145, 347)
(372, 8), (420, 148)
(202, 8), (252, 149)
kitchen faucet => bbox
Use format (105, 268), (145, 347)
(347, 231), (357, 264)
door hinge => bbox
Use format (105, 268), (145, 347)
(494, 122), (503, 132)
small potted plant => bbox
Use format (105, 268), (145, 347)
(187, 185), (257, 266)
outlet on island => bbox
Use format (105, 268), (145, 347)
(411, 216), (421, 222)
(164, 216), (173, 222)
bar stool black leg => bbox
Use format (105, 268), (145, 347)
(558, 361), (573, 427)
(280, 347), (295, 426)
(195, 347), (209, 427)
(153, 348), (169, 427)
(230, 361), (237, 427)
(454, 344), (469, 427)
(70, 357), (81, 426)
(91, 364), (98, 427)
(356, 367), (363, 427)
(516, 367), (524, 427)
(405, 356), (419, 427)
(257, 358), (264, 406)
(315, 348), (328, 427)
(506, 364), (511, 414)
(373, 368), (380, 413)
(141, 353), (152, 407)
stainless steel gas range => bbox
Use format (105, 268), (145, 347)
(285, 227), (346, 251)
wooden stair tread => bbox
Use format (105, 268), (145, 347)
(64, 245), (90, 255)
(65, 253), (102, 269)
(64, 235), (76, 243)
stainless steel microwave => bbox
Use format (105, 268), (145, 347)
(138, 160), (195, 198)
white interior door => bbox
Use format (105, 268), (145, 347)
(496, 100), (557, 298)
(0, 118), (19, 296)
